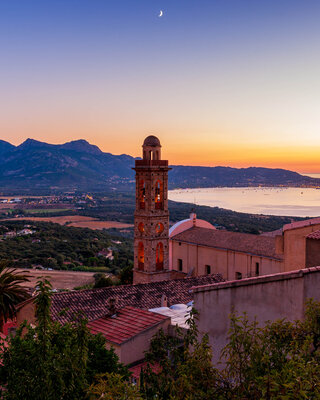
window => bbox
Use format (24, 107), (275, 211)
(205, 265), (211, 275)
(154, 180), (163, 209)
(139, 180), (146, 209)
(255, 262), (260, 276)
(235, 272), (242, 280)
(156, 242), (164, 271)
(138, 242), (144, 270)
(178, 259), (183, 271)
(155, 222), (164, 234)
(138, 222), (144, 233)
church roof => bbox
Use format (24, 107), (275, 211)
(171, 226), (282, 260)
(50, 274), (223, 324)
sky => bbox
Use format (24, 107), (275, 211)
(0, 0), (320, 173)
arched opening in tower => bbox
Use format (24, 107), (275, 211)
(138, 242), (144, 270)
(155, 180), (163, 210)
(156, 242), (164, 271)
(138, 222), (145, 233)
(155, 222), (164, 234)
(139, 180), (146, 209)
(152, 150), (159, 160)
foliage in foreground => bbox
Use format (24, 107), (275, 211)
(0, 261), (30, 332)
(87, 373), (143, 400)
(0, 280), (128, 400)
(2, 279), (320, 399)
(141, 300), (320, 400)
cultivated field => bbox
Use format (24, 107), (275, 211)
(3, 215), (133, 230)
(15, 268), (97, 290)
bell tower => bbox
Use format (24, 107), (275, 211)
(133, 136), (171, 284)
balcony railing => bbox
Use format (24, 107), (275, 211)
(135, 160), (168, 167)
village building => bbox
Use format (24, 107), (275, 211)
(169, 214), (320, 280)
(87, 306), (170, 365)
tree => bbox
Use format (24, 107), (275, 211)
(0, 261), (30, 332)
(93, 273), (114, 288)
(221, 302), (320, 399)
(87, 373), (143, 400)
(140, 308), (224, 399)
(119, 263), (133, 285)
(0, 279), (128, 400)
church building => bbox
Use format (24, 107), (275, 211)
(133, 135), (320, 284)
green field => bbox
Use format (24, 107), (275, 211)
(24, 208), (72, 214)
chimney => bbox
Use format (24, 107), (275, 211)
(107, 297), (118, 317)
(161, 294), (168, 307)
(190, 212), (197, 227)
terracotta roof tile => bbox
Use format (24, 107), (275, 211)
(88, 306), (169, 344)
(171, 226), (282, 260)
(307, 230), (320, 240)
(283, 217), (320, 232)
(50, 274), (223, 324)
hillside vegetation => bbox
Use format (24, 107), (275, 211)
(0, 139), (319, 191)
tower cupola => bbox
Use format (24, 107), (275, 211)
(143, 135), (161, 161)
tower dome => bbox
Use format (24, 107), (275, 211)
(143, 135), (161, 147)
(142, 135), (161, 160)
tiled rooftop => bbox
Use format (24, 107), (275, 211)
(171, 226), (282, 260)
(88, 306), (169, 345)
(283, 217), (320, 232)
(307, 230), (320, 240)
(50, 274), (223, 324)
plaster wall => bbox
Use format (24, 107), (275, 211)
(105, 319), (170, 365)
(171, 241), (283, 280)
(283, 224), (320, 271)
(306, 239), (320, 268)
(193, 267), (320, 366)
(16, 301), (36, 327)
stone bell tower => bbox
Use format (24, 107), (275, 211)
(133, 135), (171, 284)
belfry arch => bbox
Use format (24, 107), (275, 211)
(155, 180), (163, 209)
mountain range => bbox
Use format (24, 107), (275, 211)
(0, 139), (319, 192)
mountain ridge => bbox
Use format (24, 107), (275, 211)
(0, 139), (319, 192)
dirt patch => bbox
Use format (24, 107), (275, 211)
(16, 268), (97, 290)
(3, 215), (133, 230)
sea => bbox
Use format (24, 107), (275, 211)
(168, 174), (320, 218)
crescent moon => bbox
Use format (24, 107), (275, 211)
(159, 10), (163, 17)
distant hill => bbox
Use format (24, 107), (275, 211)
(169, 165), (319, 189)
(0, 139), (319, 192)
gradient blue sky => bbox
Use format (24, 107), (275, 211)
(1, 0), (320, 171)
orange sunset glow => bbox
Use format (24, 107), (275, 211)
(1, 0), (320, 174)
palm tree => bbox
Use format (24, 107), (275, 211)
(0, 261), (30, 332)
